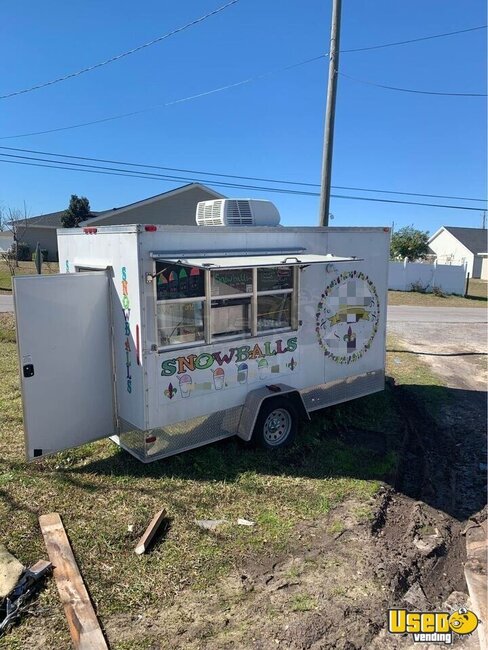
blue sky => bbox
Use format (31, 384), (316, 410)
(0, 0), (486, 233)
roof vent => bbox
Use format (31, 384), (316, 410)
(196, 199), (280, 227)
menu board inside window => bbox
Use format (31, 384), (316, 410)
(211, 269), (253, 296)
(156, 262), (204, 300)
(257, 266), (293, 292)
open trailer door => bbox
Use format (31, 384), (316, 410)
(13, 272), (115, 460)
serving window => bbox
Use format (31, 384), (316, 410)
(156, 262), (204, 300)
(257, 266), (293, 292)
(211, 269), (253, 296)
(211, 297), (251, 338)
(155, 262), (206, 347)
(257, 293), (292, 332)
(157, 301), (204, 347)
(155, 262), (297, 350)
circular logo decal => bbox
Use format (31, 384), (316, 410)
(316, 271), (379, 364)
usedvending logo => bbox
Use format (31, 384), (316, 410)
(388, 607), (480, 645)
(316, 270), (379, 364)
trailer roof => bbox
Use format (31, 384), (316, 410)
(151, 253), (357, 269)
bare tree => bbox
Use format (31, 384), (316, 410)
(0, 202), (30, 275)
(0, 207), (17, 277)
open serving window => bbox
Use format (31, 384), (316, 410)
(152, 253), (356, 350)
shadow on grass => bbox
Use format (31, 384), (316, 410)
(65, 382), (487, 521)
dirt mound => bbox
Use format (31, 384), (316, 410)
(103, 491), (472, 649)
(104, 376), (486, 649)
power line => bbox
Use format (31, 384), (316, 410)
(0, 55), (326, 140)
(1, 25), (486, 139)
(341, 24), (486, 53)
(0, 154), (323, 195)
(340, 72), (487, 96)
(0, 0), (240, 100)
(2, 21), (484, 104)
(0, 153), (484, 212)
(331, 193), (484, 211)
(331, 185), (486, 203)
(1, 145), (486, 204)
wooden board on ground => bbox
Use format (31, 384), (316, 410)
(135, 508), (167, 555)
(464, 519), (487, 650)
(39, 513), (108, 650)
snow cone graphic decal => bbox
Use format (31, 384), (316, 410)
(237, 363), (248, 384)
(212, 367), (225, 390)
(160, 336), (298, 400)
(258, 358), (269, 379)
(316, 271), (379, 364)
(178, 374), (192, 397)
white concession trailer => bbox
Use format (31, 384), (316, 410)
(13, 199), (390, 463)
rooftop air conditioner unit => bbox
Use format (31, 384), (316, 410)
(196, 199), (281, 227)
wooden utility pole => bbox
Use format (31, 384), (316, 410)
(318, 0), (342, 226)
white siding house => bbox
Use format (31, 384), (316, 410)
(480, 253), (488, 280)
(428, 226), (488, 279)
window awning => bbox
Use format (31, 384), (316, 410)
(151, 253), (359, 269)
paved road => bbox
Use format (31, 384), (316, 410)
(0, 295), (13, 312)
(388, 305), (487, 323)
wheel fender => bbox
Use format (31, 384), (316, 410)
(237, 383), (310, 442)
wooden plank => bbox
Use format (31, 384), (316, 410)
(464, 566), (487, 650)
(465, 519), (487, 650)
(135, 509), (166, 555)
(39, 513), (108, 650)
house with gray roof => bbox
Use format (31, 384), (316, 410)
(19, 183), (224, 261)
(428, 226), (488, 279)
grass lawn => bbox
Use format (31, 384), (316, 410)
(388, 278), (487, 308)
(0, 260), (59, 293)
(385, 335), (449, 416)
(0, 314), (448, 649)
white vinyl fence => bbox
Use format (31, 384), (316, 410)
(389, 259), (467, 295)
(0, 232), (14, 253)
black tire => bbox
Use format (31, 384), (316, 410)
(253, 397), (298, 449)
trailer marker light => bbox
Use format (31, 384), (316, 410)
(145, 225), (157, 232)
(83, 227), (98, 234)
(383, 227), (390, 232)
(145, 436), (157, 444)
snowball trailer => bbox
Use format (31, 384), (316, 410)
(13, 199), (390, 463)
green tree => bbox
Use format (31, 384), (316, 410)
(390, 225), (430, 261)
(61, 195), (91, 228)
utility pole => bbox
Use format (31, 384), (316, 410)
(483, 210), (486, 229)
(318, 0), (342, 226)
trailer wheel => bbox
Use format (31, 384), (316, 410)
(253, 398), (298, 449)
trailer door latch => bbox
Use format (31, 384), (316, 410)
(23, 364), (34, 378)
